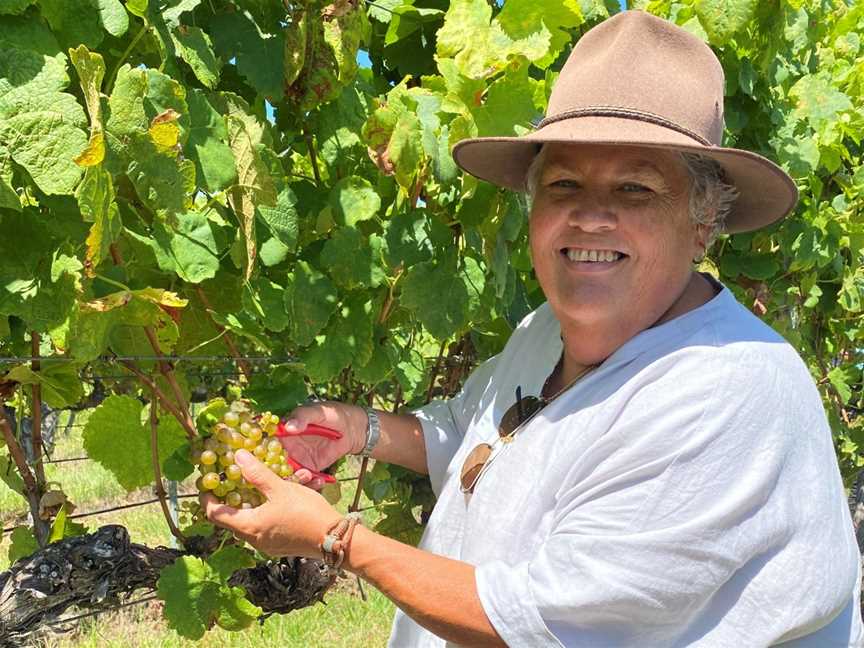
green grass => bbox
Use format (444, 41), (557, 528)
(1, 421), (397, 646)
(45, 586), (394, 648)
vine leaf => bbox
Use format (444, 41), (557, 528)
(157, 548), (261, 639)
(225, 104), (278, 280)
(302, 292), (375, 382)
(7, 526), (38, 564)
(172, 25), (221, 89)
(186, 88), (237, 193)
(210, 10), (285, 100)
(83, 396), (187, 491)
(329, 176), (381, 226)
(320, 228), (386, 290)
(286, 261), (339, 347)
(3, 364), (84, 408)
(694, 0), (759, 46)
(151, 211), (221, 284)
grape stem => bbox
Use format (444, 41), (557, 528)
(143, 327), (196, 435)
(30, 332), (46, 489)
(0, 406), (49, 547)
(149, 392), (185, 543)
(424, 341), (447, 403)
(119, 361), (197, 440)
(194, 286), (253, 381)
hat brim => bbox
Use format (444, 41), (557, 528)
(452, 116), (798, 234)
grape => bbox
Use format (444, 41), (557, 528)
(201, 472), (220, 490)
(191, 398), (327, 511)
(200, 450), (217, 465)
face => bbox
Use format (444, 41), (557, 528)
(529, 143), (705, 344)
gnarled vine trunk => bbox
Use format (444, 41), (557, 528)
(0, 525), (334, 646)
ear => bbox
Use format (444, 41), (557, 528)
(692, 223), (710, 262)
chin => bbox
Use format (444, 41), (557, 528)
(551, 291), (619, 326)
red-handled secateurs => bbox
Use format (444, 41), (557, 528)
(274, 421), (342, 484)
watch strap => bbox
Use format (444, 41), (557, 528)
(361, 408), (380, 457)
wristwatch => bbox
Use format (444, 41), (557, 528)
(360, 408), (380, 458)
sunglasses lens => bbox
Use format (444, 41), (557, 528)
(460, 443), (493, 492)
(499, 395), (544, 436)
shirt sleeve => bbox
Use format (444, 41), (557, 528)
(474, 347), (859, 647)
(413, 353), (501, 497)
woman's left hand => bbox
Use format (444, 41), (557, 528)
(201, 449), (342, 557)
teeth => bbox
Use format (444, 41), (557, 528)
(566, 249), (621, 263)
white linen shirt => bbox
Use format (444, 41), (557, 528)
(388, 285), (863, 647)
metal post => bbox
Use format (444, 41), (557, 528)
(168, 479), (179, 549)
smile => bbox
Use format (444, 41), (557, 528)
(562, 248), (626, 264)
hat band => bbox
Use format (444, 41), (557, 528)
(536, 106), (712, 146)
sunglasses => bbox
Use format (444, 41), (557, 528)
(460, 386), (546, 494)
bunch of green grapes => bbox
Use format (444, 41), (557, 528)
(191, 399), (294, 509)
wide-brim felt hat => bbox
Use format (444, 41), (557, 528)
(451, 10), (798, 234)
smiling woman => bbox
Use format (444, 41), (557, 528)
(204, 10), (863, 648)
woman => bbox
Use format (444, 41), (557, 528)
(203, 11), (862, 647)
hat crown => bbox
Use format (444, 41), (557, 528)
(546, 11), (725, 146)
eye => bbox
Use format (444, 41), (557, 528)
(548, 178), (580, 189)
(620, 182), (652, 194)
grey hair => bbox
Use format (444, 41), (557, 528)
(523, 147), (739, 251)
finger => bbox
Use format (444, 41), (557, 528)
(294, 467), (314, 482)
(235, 449), (283, 497)
(308, 477), (325, 491)
(203, 495), (252, 529)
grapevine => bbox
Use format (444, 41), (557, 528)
(0, 0), (862, 641)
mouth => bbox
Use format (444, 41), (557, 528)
(560, 247), (628, 268)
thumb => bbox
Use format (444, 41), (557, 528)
(234, 449), (281, 497)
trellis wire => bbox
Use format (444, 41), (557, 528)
(0, 355), (297, 364)
(1, 494), (197, 535)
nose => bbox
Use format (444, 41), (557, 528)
(566, 194), (617, 232)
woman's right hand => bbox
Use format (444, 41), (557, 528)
(277, 401), (368, 488)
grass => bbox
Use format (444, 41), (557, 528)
(0, 420), (397, 646)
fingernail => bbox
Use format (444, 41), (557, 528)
(273, 419), (294, 437)
(235, 449), (253, 466)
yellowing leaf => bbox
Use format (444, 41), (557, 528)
(73, 130), (105, 167)
(150, 120), (180, 151)
(134, 288), (189, 308)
